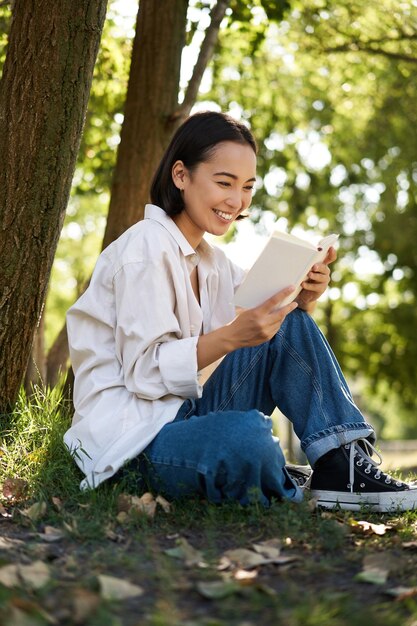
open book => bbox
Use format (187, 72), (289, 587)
(234, 230), (339, 309)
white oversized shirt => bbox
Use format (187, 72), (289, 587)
(64, 204), (245, 489)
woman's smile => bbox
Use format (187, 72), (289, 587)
(212, 208), (234, 222)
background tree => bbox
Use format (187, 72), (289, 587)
(0, 0), (107, 413)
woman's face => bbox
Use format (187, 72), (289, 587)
(171, 140), (256, 248)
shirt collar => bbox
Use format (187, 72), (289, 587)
(144, 204), (214, 260)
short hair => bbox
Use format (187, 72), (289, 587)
(150, 111), (257, 217)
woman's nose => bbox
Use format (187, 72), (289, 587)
(225, 190), (243, 210)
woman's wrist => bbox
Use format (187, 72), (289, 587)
(197, 324), (239, 370)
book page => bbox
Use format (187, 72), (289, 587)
(234, 232), (338, 309)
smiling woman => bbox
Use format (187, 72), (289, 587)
(64, 111), (417, 514)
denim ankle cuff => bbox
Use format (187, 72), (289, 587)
(302, 422), (375, 468)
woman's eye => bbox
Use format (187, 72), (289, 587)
(218, 181), (231, 187)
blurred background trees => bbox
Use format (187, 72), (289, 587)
(0, 0), (416, 437)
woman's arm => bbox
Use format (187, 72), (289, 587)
(197, 286), (298, 370)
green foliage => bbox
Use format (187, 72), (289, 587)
(0, 385), (75, 495)
(0, 4), (11, 73)
(205, 0), (417, 434)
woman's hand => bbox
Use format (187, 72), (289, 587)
(295, 246), (337, 312)
(229, 287), (298, 348)
(197, 286), (298, 370)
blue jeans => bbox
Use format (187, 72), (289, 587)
(128, 310), (375, 506)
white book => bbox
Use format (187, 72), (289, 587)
(234, 230), (339, 309)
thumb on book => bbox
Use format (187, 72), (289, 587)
(259, 285), (296, 311)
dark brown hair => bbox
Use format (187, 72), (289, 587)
(150, 111), (257, 216)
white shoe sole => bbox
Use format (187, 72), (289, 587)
(311, 489), (417, 512)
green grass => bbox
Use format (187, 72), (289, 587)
(1, 387), (417, 626)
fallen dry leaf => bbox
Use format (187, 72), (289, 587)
(104, 525), (125, 542)
(0, 564), (20, 588)
(117, 492), (171, 519)
(0, 502), (8, 516)
(116, 511), (129, 524)
(51, 496), (63, 511)
(0, 536), (25, 550)
(350, 519), (391, 536)
(224, 547), (299, 570)
(117, 493), (132, 513)
(20, 501), (47, 522)
(165, 537), (207, 567)
(385, 586), (417, 601)
(62, 517), (79, 536)
(18, 561), (51, 590)
(6, 605), (55, 626)
(2, 478), (29, 501)
(130, 493), (156, 518)
(9, 597), (56, 626)
(38, 525), (64, 543)
(0, 561), (50, 590)
(72, 588), (100, 623)
(196, 579), (241, 599)
(355, 554), (389, 585)
(98, 574), (144, 600)
(252, 539), (282, 559)
(224, 548), (268, 569)
(155, 494), (171, 513)
(233, 568), (258, 582)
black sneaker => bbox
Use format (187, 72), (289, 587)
(310, 439), (417, 512)
(286, 463), (312, 489)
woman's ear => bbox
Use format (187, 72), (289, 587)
(172, 160), (187, 191)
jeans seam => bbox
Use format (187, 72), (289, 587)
(215, 345), (265, 412)
(277, 331), (331, 427)
(147, 454), (207, 474)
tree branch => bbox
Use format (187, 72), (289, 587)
(172, 0), (230, 122)
(323, 41), (417, 64)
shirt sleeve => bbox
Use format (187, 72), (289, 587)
(113, 260), (202, 401)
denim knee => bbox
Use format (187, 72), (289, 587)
(201, 409), (281, 467)
(197, 409), (289, 504)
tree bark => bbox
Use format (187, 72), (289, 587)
(101, 0), (189, 249)
(24, 311), (46, 393)
(0, 0), (108, 414)
(46, 323), (69, 389)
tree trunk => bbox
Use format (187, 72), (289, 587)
(46, 322), (69, 389)
(24, 311), (46, 393)
(0, 0), (108, 414)
(101, 0), (189, 250)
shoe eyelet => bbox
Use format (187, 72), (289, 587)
(356, 460), (363, 467)
(385, 478), (391, 484)
(364, 468), (371, 474)
(360, 483), (365, 488)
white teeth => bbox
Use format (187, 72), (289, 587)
(213, 209), (233, 221)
